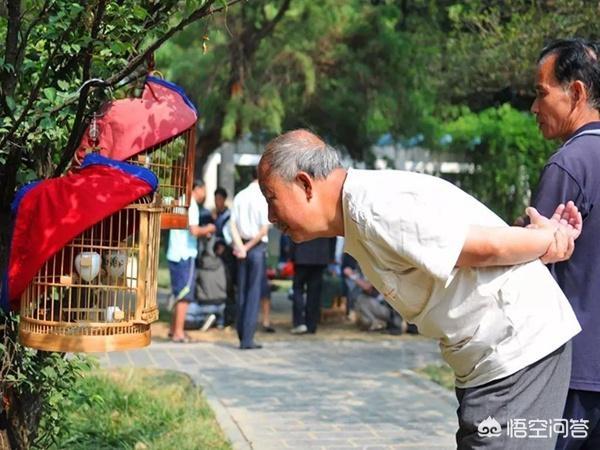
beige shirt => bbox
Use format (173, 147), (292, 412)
(343, 168), (581, 388)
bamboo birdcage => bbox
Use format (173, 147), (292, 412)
(19, 195), (162, 352)
(129, 126), (196, 229)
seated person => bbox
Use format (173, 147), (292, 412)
(343, 253), (407, 332)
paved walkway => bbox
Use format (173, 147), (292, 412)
(98, 337), (458, 449)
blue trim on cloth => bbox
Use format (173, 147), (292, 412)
(80, 153), (158, 192)
(11, 180), (41, 214)
(146, 76), (198, 115)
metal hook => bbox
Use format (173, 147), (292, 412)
(76, 78), (108, 93)
(74, 78), (114, 100)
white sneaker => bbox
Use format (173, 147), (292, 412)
(200, 314), (216, 332)
(290, 324), (308, 334)
(368, 320), (386, 332)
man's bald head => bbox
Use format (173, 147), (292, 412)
(259, 129), (342, 182)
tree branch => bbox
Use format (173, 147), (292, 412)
(0, 7), (84, 153)
(254, 0), (290, 42)
(53, 0), (108, 176)
(15, 0), (54, 70)
(141, 2), (179, 34)
(104, 0), (244, 87)
(1, 0), (22, 114)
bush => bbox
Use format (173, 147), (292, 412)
(436, 104), (555, 223)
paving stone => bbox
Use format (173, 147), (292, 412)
(101, 338), (457, 449)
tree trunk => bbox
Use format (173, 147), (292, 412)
(194, 0), (292, 176)
(5, 388), (42, 450)
(0, 148), (42, 450)
(0, 409), (11, 449)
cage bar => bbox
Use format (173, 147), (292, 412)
(129, 126), (196, 229)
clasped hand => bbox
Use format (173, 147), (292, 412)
(525, 201), (583, 264)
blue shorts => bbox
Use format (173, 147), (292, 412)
(168, 258), (195, 302)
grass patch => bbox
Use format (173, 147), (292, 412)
(51, 368), (231, 450)
(415, 363), (455, 391)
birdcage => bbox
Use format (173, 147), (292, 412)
(130, 125), (196, 229)
(18, 195), (162, 352)
(74, 76), (198, 230)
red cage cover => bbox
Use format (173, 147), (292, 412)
(75, 76), (198, 162)
(2, 154), (158, 309)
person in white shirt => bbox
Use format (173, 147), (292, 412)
(167, 180), (215, 342)
(230, 169), (270, 349)
(257, 129), (583, 449)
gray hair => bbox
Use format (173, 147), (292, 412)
(262, 129), (343, 182)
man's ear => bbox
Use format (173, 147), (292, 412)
(295, 172), (313, 200)
(570, 80), (588, 107)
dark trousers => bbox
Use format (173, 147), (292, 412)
(292, 264), (326, 333)
(556, 389), (600, 450)
(236, 243), (265, 347)
(455, 343), (571, 450)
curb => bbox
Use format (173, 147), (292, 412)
(191, 371), (253, 450)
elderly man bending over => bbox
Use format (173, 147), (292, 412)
(258, 129), (582, 450)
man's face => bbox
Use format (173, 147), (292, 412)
(531, 54), (575, 141)
(258, 163), (318, 243)
(214, 193), (226, 212)
(192, 185), (206, 205)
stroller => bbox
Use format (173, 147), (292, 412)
(185, 239), (227, 330)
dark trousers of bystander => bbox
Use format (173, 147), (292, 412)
(236, 242), (265, 348)
(556, 389), (600, 450)
(292, 264), (326, 333)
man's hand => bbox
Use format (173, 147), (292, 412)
(526, 201), (583, 263)
(233, 245), (247, 260)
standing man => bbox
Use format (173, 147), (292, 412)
(258, 129), (583, 449)
(212, 186), (237, 326)
(167, 180), (215, 342)
(530, 38), (600, 449)
(290, 238), (332, 334)
(231, 168), (270, 350)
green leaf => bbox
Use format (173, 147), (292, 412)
(132, 5), (148, 19)
(42, 366), (57, 378)
(43, 87), (57, 101)
(57, 79), (70, 90)
(6, 96), (16, 111)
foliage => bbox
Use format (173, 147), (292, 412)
(47, 368), (231, 450)
(300, 1), (447, 158)
(434, 104), (555, 222)
(443, 0), (600, 110)
(0, 312), (95, 448)
(156, 0), (600, 164)
(158, 0), (446, 160)
(0, 0), (233, 185)
(158, 0), (306, 161)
